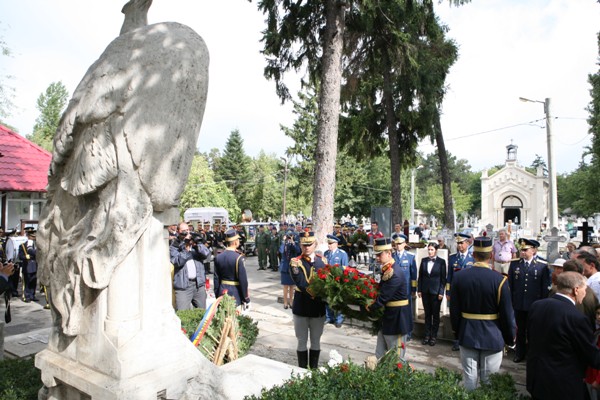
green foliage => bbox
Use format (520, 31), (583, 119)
(556, 32), (600, 216)
(254, 0), (326, 102)
(245, 350), (525, 400)
(416, 151), (479, 221)
(27, 81), (69, 151)
(281, 87), (319, 208)
(420, 182), (472, 221)
(0, 358), (41, 400)
(214, 129), (253, 212)
(248, 151), (284, 221)
(179, 154), (240, 220)
(176, 295), (259, 362)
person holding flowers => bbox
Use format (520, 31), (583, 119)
(366, 237), (413, 359)
(290, 230), (327, 369)
(392, 233), (417, 341)
(324, 234), (349, 327)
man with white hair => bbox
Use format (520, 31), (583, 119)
(492, 228), (517, 275)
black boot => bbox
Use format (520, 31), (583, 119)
(309, 349), (320, 369)
(297, 350), (308, 368)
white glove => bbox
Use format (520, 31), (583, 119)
(244, 301), (251, 311)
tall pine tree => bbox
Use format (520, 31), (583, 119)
(215, 129), (252, 212)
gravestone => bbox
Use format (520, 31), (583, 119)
(34, 2), (222, 399)
(542, 227), (568, 264)
(578, 221), (594, 246)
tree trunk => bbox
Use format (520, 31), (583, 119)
(312, 0), (346, 250)
(433, 109), (454, 230)
(382, 54), (402, 225)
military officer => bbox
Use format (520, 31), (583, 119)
(449, 237), (515, 390)
(236, 223), (247, 252)
(391, 233), (417, 339)
(290, 231), (327, 369)
(367, 237), (413, 359)
(447, 233), (475, 350)
(333, 224), (348, 254)
(324, 234), (349, 327)
(268, 226), (280, 271)
(214, 229), (250, 309)
(256, 225), (270, 270)
(18, 228), (38, 302)
(508, 238), (551, 363)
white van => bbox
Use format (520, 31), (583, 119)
(183, 207), (229, 228)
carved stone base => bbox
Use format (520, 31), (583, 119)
(36, 338), (222, 400)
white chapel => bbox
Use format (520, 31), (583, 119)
(480, 143), (549, 232)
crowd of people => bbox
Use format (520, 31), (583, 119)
(5, 219), (600, 398)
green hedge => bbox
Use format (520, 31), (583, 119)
(0, 358), (41, 400)
(245, 351), (529, 400)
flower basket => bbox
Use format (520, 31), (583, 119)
(308, 265), (383, 327)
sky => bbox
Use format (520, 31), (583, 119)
(0, 0), (598, 174)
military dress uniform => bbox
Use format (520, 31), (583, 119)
(324, 235), (349, 326)
(391, 234), (417, 339)
(369, 238), (413, 359)
(290, 231), (326, 369)
(214, 230), (250, 308)
(449, 237), (515, 390)
(18, 235), (38, 302)
(508, 239), (551, 362)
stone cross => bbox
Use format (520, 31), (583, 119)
(578, 221), (594, 246)
(543, 227), (567, 263)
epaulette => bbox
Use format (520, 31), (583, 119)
(536, 259), (547, 264)
(510, 258), (520, 262)
(290, 257), (302, 268)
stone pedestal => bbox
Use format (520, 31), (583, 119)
(36, 217), (224, 399)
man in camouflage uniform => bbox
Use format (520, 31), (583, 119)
(256, 225), (270, 270)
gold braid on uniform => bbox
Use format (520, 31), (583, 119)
(382, 261), (394, 281)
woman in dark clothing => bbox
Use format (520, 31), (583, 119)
(417, 242), (447, 346)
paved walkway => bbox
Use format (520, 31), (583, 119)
(1, 254), (527, 394)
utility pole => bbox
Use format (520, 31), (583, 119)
(544, 98), (558, 229)
(280, 157), (288, 222)
(519, 97), (558, 229)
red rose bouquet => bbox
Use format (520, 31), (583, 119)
(308, 264), (383, 323)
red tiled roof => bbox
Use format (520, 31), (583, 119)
(0, 125), (51, 192)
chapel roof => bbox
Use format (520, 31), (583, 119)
(0, 125), (51, 192)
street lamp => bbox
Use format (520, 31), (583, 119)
(519, 96), (558, 229)
(280, 157), (289, 222)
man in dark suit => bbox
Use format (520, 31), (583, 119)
(450, 237), (515, 390)
(527, 271), (600, 400)
(508, 238), (551, 362)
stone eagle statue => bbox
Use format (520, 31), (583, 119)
(37, 0), (209, 337)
